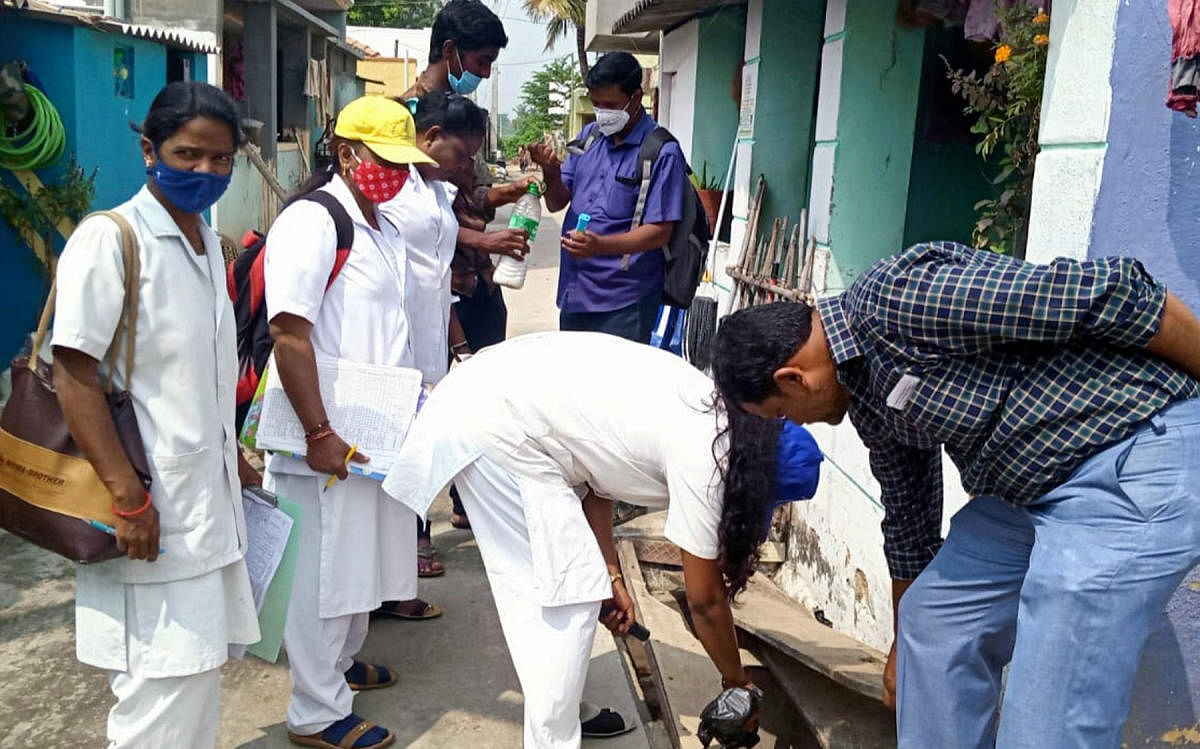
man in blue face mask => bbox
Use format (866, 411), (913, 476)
(529, 52), (690, 347)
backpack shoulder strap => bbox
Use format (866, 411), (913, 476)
(301, 190), (354, 288)
(624, 127), (678, 270)
(566, 124), (602, 156)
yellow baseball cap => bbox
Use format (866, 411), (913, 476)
(334, 95), (436, 166)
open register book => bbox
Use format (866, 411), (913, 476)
(241, 355), (429, 480)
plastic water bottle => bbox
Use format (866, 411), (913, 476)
(493, 182), (543, 289)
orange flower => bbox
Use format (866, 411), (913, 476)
(1033, 33), (1049, 46)
(1033, 10), (1050, 25)
(995, 44), (1013, 64)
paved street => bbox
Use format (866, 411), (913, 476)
(0, 191), (651, 748)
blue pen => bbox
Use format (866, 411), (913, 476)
(86, 519), (165, 554)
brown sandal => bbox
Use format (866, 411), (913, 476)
(371, 599), (444, 621)
(288, 717), (395, 748)
(344, 661), (397, 691)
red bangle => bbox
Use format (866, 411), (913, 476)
(304, 420), (331, 439)
(305, 426), (336, 444)
(113, 491), (152, 519)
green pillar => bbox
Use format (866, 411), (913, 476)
(812, 0), (923, 291)
(748, 0), (825, 231)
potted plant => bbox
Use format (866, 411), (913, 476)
(690, 161), (725, 237)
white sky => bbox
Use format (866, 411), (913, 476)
(475, 0), (583, 117)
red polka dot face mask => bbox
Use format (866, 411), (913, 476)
(350, 151), (409, 203)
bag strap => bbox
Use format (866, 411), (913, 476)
(566, 126), (601, 156)
(300, 191), (355, 289)
(624, 126), (676, 271)
(29, 211), (140, 392)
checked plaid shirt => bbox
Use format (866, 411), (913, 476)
(819, 242), (1200, 579)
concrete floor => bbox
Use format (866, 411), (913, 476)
(0, 191), (652, 748)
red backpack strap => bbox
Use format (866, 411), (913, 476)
(300, 191), (355, 290)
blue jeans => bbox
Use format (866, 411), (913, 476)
(896, 399), (1200, 749)
(558, 289), (663, 345)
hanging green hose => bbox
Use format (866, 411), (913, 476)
(0, 84), (66, 171)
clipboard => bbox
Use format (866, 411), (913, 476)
(244, 487), (303, 663)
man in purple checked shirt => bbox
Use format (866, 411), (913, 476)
(530, 52), (689, 344)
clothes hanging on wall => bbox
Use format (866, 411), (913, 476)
(304, 58), (331, 126)
(964, 0), (1049, 42)
(1168, 0), (1200, 117)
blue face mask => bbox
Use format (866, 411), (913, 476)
(146, 152), (232, 214)
(448, 49), (483, 95)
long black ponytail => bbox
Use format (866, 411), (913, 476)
(712, 397), (782, 599)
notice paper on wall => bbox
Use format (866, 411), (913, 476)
(253, 355), (424, 476)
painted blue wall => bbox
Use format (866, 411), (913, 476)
(1090, 1), (1200, 740)
(0, 15), (184, 360)
(1089, 0), (1200, 313)
(0, 16), (78, 361)
(71, 27), (166, 213)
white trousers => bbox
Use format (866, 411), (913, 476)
(106, 666), (221, 749)
(456, 456), (602, 749)
(280, 473), (371, 735)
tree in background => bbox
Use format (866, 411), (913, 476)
(521, 0), (589, 79)
(349, 0), (445, 29)
(510, 55), (581, 152)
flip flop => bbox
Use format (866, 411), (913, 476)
(417, 544), (445, 578)
(371, 599), (444, 621)
(344, 661), (397, 691)
(288, 714), (395, 748)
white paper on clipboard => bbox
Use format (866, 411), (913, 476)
(253, 355), (424, 473)
(241, 488), (294, 611)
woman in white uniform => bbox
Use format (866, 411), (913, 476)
(383, 332), (822, 748)
(52, 81), (261, 749)
(375, 90), (486, 598)
(262, 96), (435, 749)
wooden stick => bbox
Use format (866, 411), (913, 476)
(241, 142), (288, 201)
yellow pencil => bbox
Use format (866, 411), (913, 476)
(323, 444), (359, 492)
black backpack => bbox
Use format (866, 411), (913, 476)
(567, 125), (711, 308)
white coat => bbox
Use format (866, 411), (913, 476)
(53, 187), (258, 675)
(263, 175), (417, 618)
(381, 165), (459, 384)
(383, 332), (725, 608)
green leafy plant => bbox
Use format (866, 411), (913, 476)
(690, 161), (724, 192)
(0, 158), (96, 274)
(945, 4), (1049, 256)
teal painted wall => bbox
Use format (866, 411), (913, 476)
(751, 0), (824, 230)
(826, 0), (924, 288)
(902, 29), (993, 248)
(690, 7), (746, 185)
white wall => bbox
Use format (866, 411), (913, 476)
(345, 25), (431, 62)
(658, 20), (698, 163)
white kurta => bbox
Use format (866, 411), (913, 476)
(381, 166), (459, 384)
(262, 175), (417, 618)
(383, 332), (725, 607)
(53, 187), (259, 676)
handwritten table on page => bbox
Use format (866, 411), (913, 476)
(241, 490), (294, 611)
(254, 356), (424, 473)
